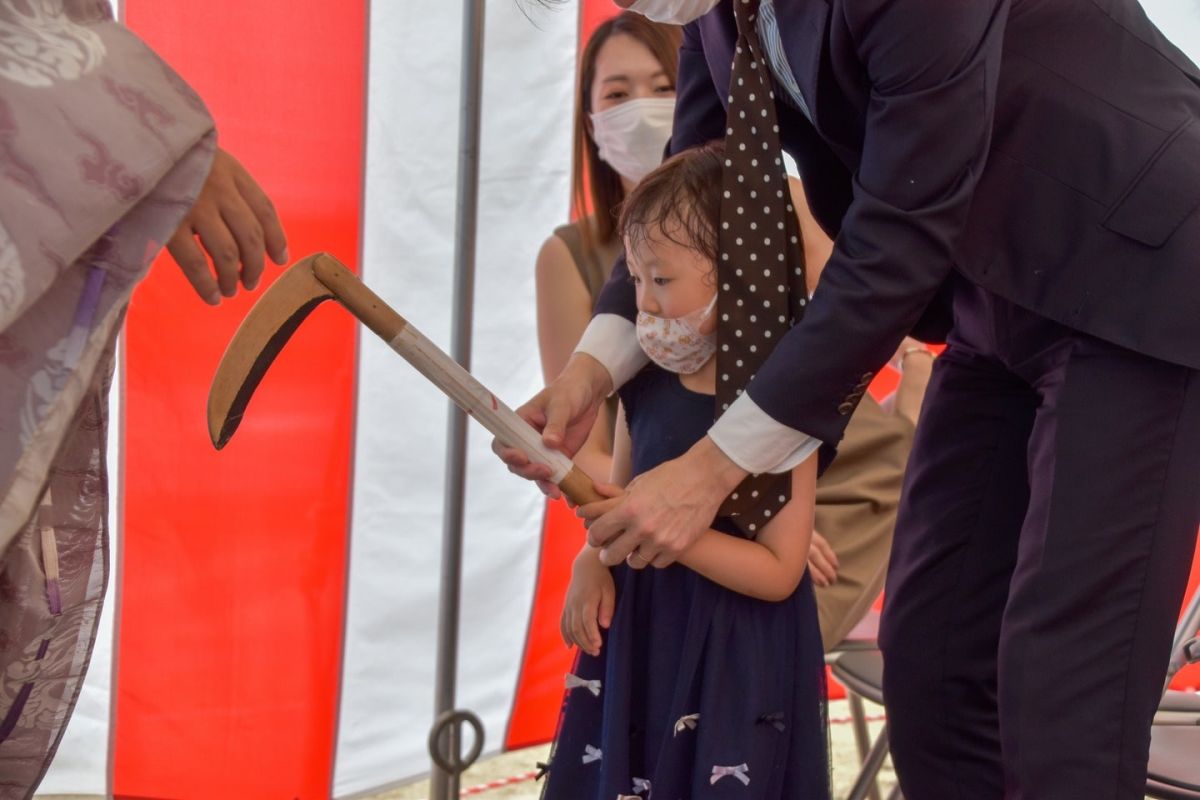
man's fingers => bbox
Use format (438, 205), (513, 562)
(492, 439), (530, 468)
(166, 229), (221, 305)
(577, 496), (621, 523)
(586, 494), (635, 548)
(516, 400), (547, 432)
(649, 550), (677, 569)
(591, 482), (625, 499)
(219, 193), (266, 291)
(542, 391), (577, 450)
(536, 480), (563, 500)
(233, 165), (288, 265)
(625, 545), (662, 570)
(598, 530), (642, 567)
(491, 440), (556, 483)
(507, 461), (553, 482)
(194, 212), (242, 298)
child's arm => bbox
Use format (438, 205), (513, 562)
(561, 544), (615, 657)
(677, 454), (818, 602)
(557, 404), (633, 658)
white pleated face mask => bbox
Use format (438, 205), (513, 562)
(626, 0), (722, 25)
(636, 293), (718, 375)
(590, 97), (675, 184)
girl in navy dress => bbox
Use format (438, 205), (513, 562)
(541, 144), (830, 799)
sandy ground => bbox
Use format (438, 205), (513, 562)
(364, 698), (896, 800)
(33, 698), (1164, 799)
(35, 699), (895, 800)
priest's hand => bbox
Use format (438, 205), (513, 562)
(167, 147), (288, 305)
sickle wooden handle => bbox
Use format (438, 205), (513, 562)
(558, 465), (605, 507)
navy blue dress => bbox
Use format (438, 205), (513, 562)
(541, 367), (830, 800)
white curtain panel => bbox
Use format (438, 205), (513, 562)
(333, 0), (575, 795)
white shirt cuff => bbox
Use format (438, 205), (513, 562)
(708, 393), (822, 474)
(574, 313), (648, 393)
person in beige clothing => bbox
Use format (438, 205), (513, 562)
(787, 178), (932, 648)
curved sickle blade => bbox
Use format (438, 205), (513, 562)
(207, 253), (336, 449)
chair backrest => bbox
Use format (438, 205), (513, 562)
(1165, 581), (1200, 692)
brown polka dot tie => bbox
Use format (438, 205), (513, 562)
(715, 0), (809, 536)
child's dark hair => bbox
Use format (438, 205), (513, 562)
(618, 141), (724, 264)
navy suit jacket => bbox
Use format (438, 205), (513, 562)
(595, 0), (1200, 451)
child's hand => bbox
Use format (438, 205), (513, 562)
(807, 530), (839, 588)
(576, 482), (625, 528)
(560, 548), (615, 657)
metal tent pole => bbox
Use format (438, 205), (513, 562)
(428, 1), (487, 798)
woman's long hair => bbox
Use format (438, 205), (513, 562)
(573, 12), (682, 260)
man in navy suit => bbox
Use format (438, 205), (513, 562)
(502, 1), (1200, 796)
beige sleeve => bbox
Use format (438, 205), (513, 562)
(812, 395), (914, 649)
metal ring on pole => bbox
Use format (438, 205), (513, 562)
(428, 708), (485, 775)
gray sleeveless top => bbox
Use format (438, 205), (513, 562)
(552, 219), (623, 308)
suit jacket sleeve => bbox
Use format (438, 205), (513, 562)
(748, 0), (1009, 446)
(593, 20), (728, 322)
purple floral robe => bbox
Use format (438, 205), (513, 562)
(0, 2), (215, 795)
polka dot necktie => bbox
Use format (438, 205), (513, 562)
(715, 0), (809, 536)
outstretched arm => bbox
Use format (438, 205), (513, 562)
(586, 0), (1009, 565)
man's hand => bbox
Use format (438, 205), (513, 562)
(807, 530), (839, 588)
(583, 436), (746, 569)
(492, 352), (613, 497)
(576, 481), (625, 525)
(560, 547), (616, 657)
(166, 148), (288, 305)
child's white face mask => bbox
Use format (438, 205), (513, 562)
(625, 0), (722, 25)
(590, 98), (675, 184)
(636, 293), (718, 374)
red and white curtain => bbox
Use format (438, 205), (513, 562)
(35, 1), (1200, 798)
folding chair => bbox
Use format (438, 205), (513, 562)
(1159, 579), (1200, 720)
(831, 581), (1200, 800)
(1146, 726), (1200, 799)
(830, 648), (901, 800)
(827, 610), (893, 800)
(1145, 581), (1200, 799)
